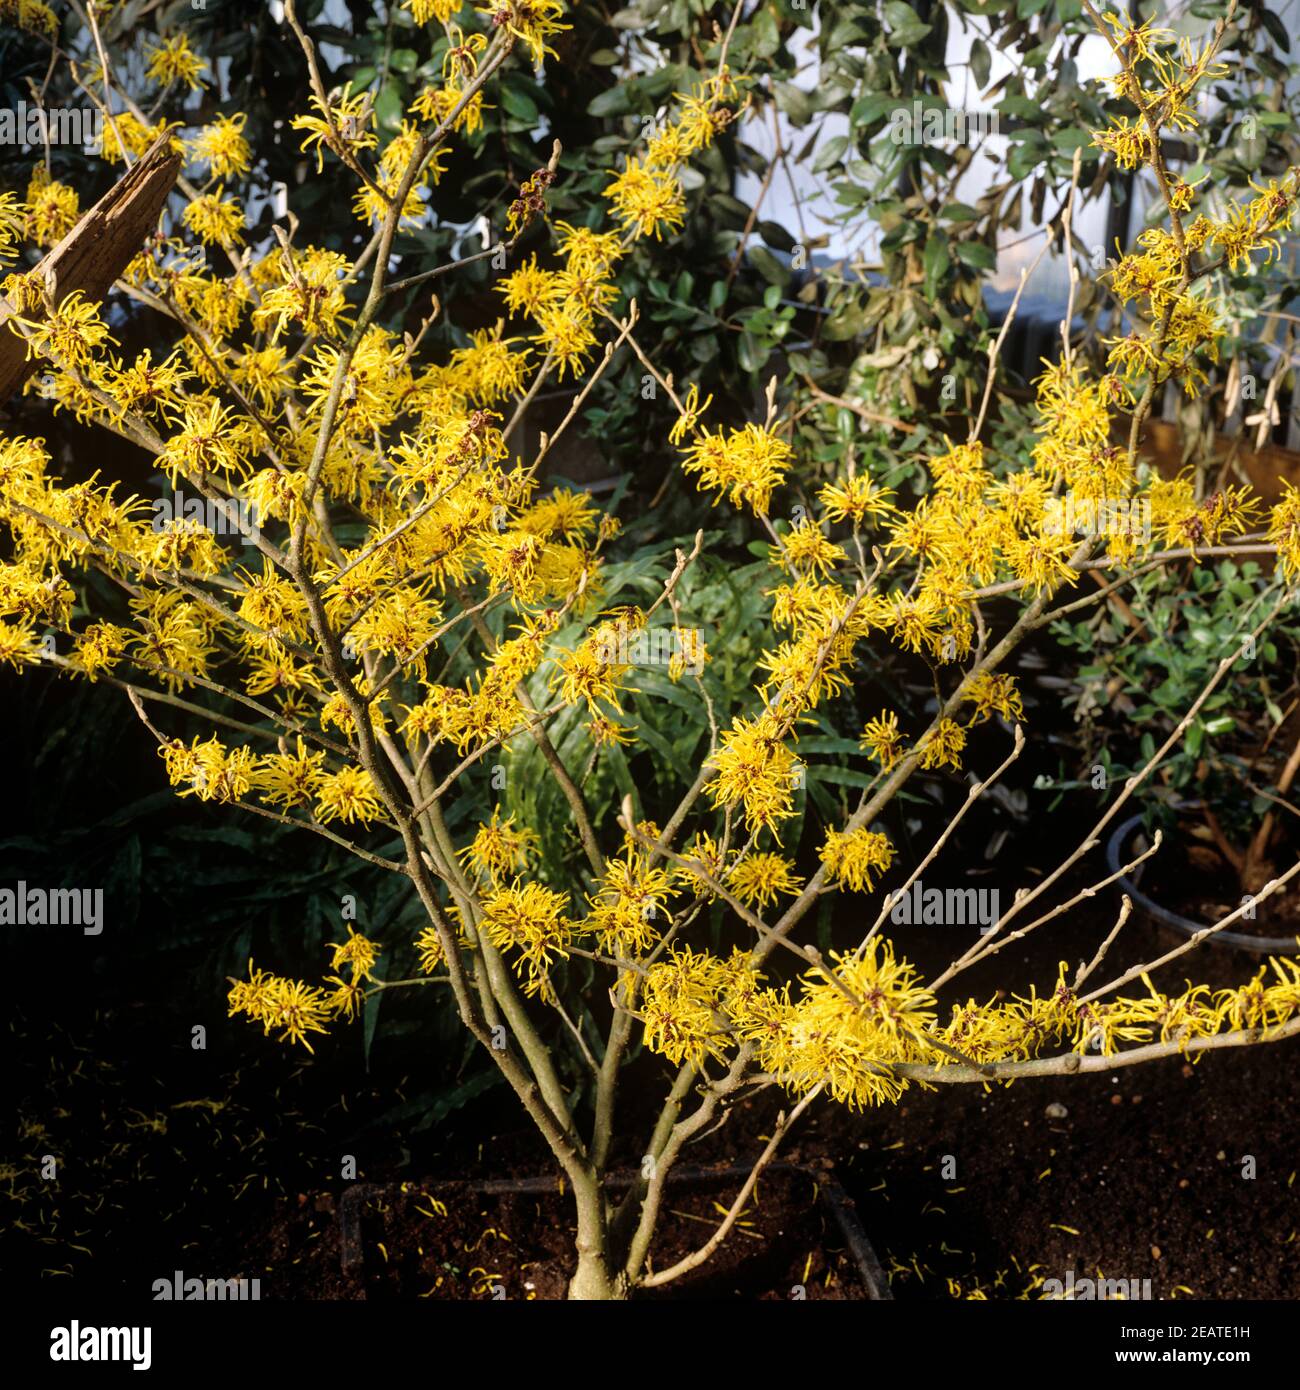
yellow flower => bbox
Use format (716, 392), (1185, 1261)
(860, 710), (904, 770)
(640, 947), (734, 1067)
(554, 222), (624, 277)
(459, 809), (538, 884)
(602, 158), (685, 239)
(405, 0), (463, 22)
(327, 926), (382, 983)
(728, 853), (803, 909)
(586, 715), (634, 747)
(182, 189), (245, 246)
(0, 0), (57, 38)
(672, 93), (731, 155)
(1091, 116), (1155, 172)
(586, 852), (677, 956)
(776, 519), (846, 578)
(0, 619), (42, 669)
(532, 304), (596, 380)
(160, 399), (251, 484)
(228, 962), (332, 1052)
(147, 33), (209, 90)
(819, 473), (896, 527)
(1269, 482), (1300, 583)
(188, 113), (251, 180)
(917, 717), (966, 772)
(668, 382), (713, 446)
(315, 766), (386, 824)
(292, 85), (377, 174)
(681, 423), (791, 517)
(707, 713), (798, 833)
(961, 671), (1024, 725)
(100, 112), (173, 164)
(161, 736), (256, 803)
(71, 621), (130, 681)
(415, 924), (447, 974)
(252, 246), (352, 340)
(1003, 531), (1078, 596)
(481, 881), (574, 996)
(483, 0), (569, 67)
(15, 289), (116, 370)
(254, 738), (326, 810)
(772, 942), (934, 1108)
(498, 255), (561, 318)
(819, 827), (894, 893)
(0, 191), (23, 266)
(23, 171), (78, 248)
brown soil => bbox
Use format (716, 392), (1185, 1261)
(237, 1168), (867, 1300)
(844, 1041), (1300, 1300)
(830, 876), (1300, 1300)
(6, 843), (1300, 1300)
(1132, 819), (1300, 941)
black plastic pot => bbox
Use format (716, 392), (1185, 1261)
(338, 1161), (892, 1299)
(1106, 811), (1300, 956)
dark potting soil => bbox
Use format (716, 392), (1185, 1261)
(5, 849), (1299, 1299)
(827, 874), (1300, 1301)
(1128, 819), (1300, 942)
(246, 1168), (866, 1300)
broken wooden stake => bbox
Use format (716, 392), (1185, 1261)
(0, 133), (183, 406)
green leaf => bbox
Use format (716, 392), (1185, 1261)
(970, 38), (991, 90)
(773, 82), (814, 125)
(374, 83), (404, 134)
(408, 1070), (502, 1134)
(811, 134), (849, 173)
(1052, 128), (1094, 151)
(738, 330), (769, 372)
(1261, 9), (1291, 52)
(588, 85), (634, 118)
(759, 220), (797, 253)
(955, 240), (994, 269)
(883, 0), (933, 46)
(749, 245), (790, 286)
(850, 93), (896, 127)
(998, 94), (1043, 120)
(923, 233), (950, 294)
(806, 765), (879, 789)
(500, 84), (540, 125)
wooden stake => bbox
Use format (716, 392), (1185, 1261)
(0, 133), (182, 405)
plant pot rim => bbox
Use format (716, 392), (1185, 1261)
(338, 1161), (892, 1299)
(1106, 810), (1300, 956)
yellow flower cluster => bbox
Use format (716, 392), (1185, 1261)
(603, 72), (741, 241)
(4, 0), (1297, 1149)
(227, 924), (382, 1047)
